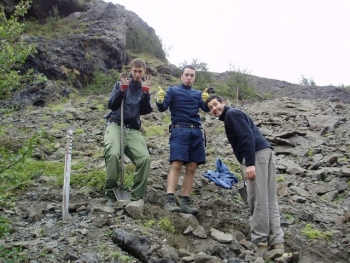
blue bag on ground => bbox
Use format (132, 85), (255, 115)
(203, 158), (239, 189)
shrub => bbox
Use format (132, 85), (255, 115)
(84, 69), (119, 95)
(225, 66), (257, 100)
(0, 0), (47, 99)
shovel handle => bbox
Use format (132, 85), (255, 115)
(120, 99), (125, 188)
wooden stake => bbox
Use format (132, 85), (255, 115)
(62, 129), (73, 222)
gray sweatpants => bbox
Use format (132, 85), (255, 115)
(242, 148), (284, 246)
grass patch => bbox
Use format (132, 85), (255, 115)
(0, 246), (26, 262)
(143, 220), (155, 228)
(143, 125), (165, 138)
(301, 223), (332, 241)
(0, 216), (10, 238)
(158, 217), (176, 234)
(111, 252), (132, 262)
(277, 175), (285, 182)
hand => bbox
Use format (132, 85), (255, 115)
(119, 72), (131, 91)
(245, 166), (256, 180)
(157, 86), (166, 103)
(201, 88), (209, 102)
(141, 75), (152, 92)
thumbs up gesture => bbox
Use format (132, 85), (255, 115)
(201, 88), (209, 102)
(157, 86), (166, 103)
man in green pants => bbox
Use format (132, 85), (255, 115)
(103, 58), (153, 203)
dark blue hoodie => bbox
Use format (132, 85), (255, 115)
(156, 84), (209, 126)
(219, 106), (270, 166)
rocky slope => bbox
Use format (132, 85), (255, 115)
(0, 87), (349, 262)
(1, 0), (350, 262)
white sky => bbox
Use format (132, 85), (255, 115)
(108, 0), (350, 86)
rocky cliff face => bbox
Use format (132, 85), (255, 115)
(1, 0), (164, 107)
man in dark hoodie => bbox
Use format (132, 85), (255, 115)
(103, 58), (152, 203)
(206, 94), (284, 252)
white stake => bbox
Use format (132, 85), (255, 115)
(62, 129), (73, 222)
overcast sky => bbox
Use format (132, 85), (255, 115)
(108, 0), (350, 86)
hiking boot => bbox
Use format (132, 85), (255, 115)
(257, 242), (269, 252)
(164, 196), (181, 213)
(179, 198), (199, 215)
(270, 243), (284, 251)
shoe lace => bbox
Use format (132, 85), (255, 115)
(182, 198), (191, 205)
(167, 196), (176, 204)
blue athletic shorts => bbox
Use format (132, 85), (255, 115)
(169, 127), (206, 165)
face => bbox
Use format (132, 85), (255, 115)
(207, 98), (225, 117)
(130, 66), (145, 81)
(181, 68), (196, 86)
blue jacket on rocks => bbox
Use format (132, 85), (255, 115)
(203, 158), (239, 189)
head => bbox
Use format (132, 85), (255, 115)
(129, 58), (147, 81)
(181, 65), (196, 86)
(206, 94), (226, 117)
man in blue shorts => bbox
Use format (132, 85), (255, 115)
(156, 65), (209, 214)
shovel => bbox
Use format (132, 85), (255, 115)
(113, 98), (131, 201)
(238, 181), (248, 205)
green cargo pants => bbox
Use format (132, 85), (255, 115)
(103, 123), (150, 201)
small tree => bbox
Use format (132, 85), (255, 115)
(299, 75), (316, 86)
(0, 0), (45, 99)
(178, 59), (213, 90)
(224, 63), (256, 100)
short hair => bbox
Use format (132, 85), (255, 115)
(182, 65), (196, 74)
(130, 58), (146, 69)
(206, 94), (224, 104)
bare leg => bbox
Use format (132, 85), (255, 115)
(166, 160), (183, 194)
(182, 162), (197, 196)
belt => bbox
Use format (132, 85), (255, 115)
(107, 121), (133, 129)
(172, 124), (200, 129)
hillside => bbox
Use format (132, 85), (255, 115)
(0, 1), (350, 262)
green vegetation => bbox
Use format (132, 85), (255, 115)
(0, 0), (46, 99)
(333, 193), (346, 203)
(126, 27), (165, 60)
(308, 150), (315, 156)
(224, 65), (257, 100)
(111, 252), (132, 262)
(143, 220), (156, 228)
(123, 163), (136, 189)
(283, 213), (293, 220)
(84, 69), (120, 95)
(299, 75), (316, 86)
(179, 59), (214, 89)
(24, 6), (88, 38)
(0, 246), (26, 262)
(158, 217), (176, 234)
(301, 223), (332, 241)
(0, 216), (11, 238)
(143, 125), (165, 138)
(277, 175), (285, 182)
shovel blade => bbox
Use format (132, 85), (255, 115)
(113, 188), (130, 202)
(238, 183), (248, 205)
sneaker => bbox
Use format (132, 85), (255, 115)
(164, 196), (181, 213)
(179, 198), (199, 215)
(257, 242), (269, 252)
(270, 243), (284, 251)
